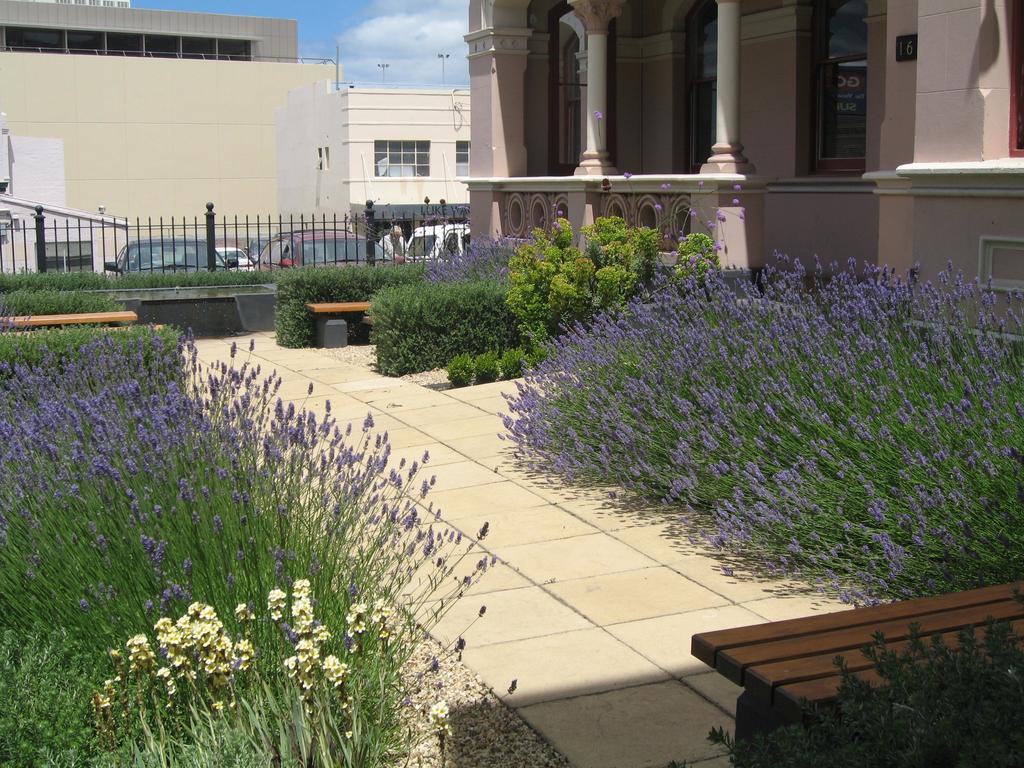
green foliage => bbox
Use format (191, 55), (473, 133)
(0, 628), (106, 766)
(506, 217), (659, 342)
(0, 270), (271, 293)
(274, 266), (425, 348)
(0, 325), (181, 381)
(372, 280), (520, 376)
(524, 345), (549, 370)
(675, 233), (719, 281)
(446, 353), (475, 388)
(473, 351), (501, 384)
(714, 621), (1024, 768)
(0, 289), (121, 316)
(498, 347), (526, 380)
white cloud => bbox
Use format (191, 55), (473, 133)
(336, 0), (470, 85)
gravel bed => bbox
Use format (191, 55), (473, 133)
(401, 635), (569, 768)
(326, 344), (451, 390)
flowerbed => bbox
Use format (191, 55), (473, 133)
(504, 261), (1024, 603)
(0, 331), (486, 764)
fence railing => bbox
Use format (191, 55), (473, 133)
(0, 201), (471, 275)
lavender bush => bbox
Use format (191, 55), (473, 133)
(425, 237), (515, 284)
(0, 332), (489, 763)
(504, 260), (1024, 603)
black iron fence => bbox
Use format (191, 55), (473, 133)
(0, 201), (470, 275)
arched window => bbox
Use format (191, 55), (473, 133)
(549, 4), (585, 175)
(687, 0), (718, 172)
(1012, 0), (1023, 155)
(813, 0), (868, 172)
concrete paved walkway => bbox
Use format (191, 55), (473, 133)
(196, 334), (847, 768)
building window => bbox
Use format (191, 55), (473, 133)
(687, 0), (718, 172)
(456, 141), (470, 176)
(107, 32), (143, 55)
(67, 30), (104, 53)
(217, 39), (251, 61)
(374, 141), (430, 177)
(813, 0), (868, 172)
(548, 3), (584, 175)
(6, 27), (64, 51)
(145, 35), (178, 58)
(317, 146), (330, 171)
(45, 241), (93, 273)
(181, 37), (216, 58)
(1013, 0), (1024, 155)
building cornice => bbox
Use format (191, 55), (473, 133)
(741, 6), (813, 43)
(465, 27), (532, 59)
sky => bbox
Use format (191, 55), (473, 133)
(133, 0), (470, 85)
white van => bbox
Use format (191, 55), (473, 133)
(403, 222), (471, 262)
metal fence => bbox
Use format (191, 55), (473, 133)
(0, 201), (471, 275)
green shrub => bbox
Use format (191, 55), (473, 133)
(523, 345), (549, 370)
(447, 352), (475, 387)
(499, 347), (526, 380)
(0, 325), (181, 381)
(0, 270), (272, 294)
(715, 621), (1024, 768)
(274, 265), (425, 348)
(372, 280), (520, 376)
(675, 232), (719, 281)
(0, 628), (106, 766)
(506, 216), (659, 343)
(0, 289), (121, 316)
(473, 351), (501, 383)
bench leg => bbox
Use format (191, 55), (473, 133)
(734, 690), (793, 742)
(315, 317), (348, 349)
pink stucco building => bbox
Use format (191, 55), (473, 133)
(465, 0), (1024, 282)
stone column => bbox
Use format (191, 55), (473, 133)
(702, 0), (755, 173)
(570, 0), (624, 175)
(465, 27), (532, 178)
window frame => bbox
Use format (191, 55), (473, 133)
(455, 140), (470, 176)
(686, 0), (718, 173)
(811, 0), (869, 174)
(373, 140), (431, 178)
(1012, 0), (1024, 156)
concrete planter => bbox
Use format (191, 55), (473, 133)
(95, 285), (276, 337)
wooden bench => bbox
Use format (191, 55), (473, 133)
(5, 310), (138, 329)
(306, 302), (372, 348)
(691, 581), (1024, 740)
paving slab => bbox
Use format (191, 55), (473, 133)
(547, 567), (730, 626)
(499, 532), (659, 584)
(464, 629), (671, 707)
(517, 682), (730, 768)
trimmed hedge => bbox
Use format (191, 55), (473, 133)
(274, 265), (425, 348)
(0, 270), (271, 294)
(0, 289), (121, 316)
(0, 325), (181, 381)
(372, 280), (520, 376)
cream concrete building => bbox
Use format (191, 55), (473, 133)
(0, 0), (334, 218)
(276, 81), (471, 219)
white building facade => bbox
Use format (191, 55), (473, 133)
(275, 81), (472, 219)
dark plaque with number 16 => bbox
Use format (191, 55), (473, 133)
(896, 34), (918, 61)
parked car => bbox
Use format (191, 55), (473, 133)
(215, 245), (256, 271)
(104, 239), (242, 274)
(405, 222), (471, 262)
(258, 231), (387, 270)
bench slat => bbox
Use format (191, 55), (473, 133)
(715, 597), (1024, 685)
(745, 615), (1024, 707)
(691, 581), (1021, 669)
(773, 667), (886, 720)
(7, 311), (138, 328)
(306, 302), (371, 314)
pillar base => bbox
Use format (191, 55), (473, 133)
(575, 151), (618, 176)
(701, 142), (755, 175)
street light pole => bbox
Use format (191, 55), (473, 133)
(437, 53), (449, 84)
(377, 62), (389, 82)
